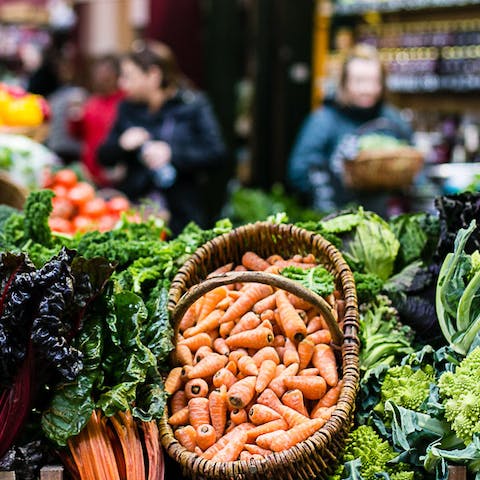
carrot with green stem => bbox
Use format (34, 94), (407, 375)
(312, 344), (338, 387)
(255, 359), (277, 393)
(209, 385), (228, 439)
(230, 311), (261, 336)
(174, 425), (197, 452)
(282, 389), (309, 416)
(227, 376), (257, 409)
(248, 403), (281, 425)
(188, 397), (210, 430)
(275, 290), (307, 343)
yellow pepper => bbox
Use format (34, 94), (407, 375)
(3, 94), (44, 127)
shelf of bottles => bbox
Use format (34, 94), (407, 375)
(357, 19), (480, 92)
(335, 0), (480, 15)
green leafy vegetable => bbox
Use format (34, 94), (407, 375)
(280, 265), (334, 298)
(353, 271), (384, 305)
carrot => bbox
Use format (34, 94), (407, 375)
(227, 376), (257, 409)
(306, 315), (326, 334)
(178, 332), (212, 352)
(244, 443), (273, 456)
(287, 293), (312, 311)
(180, 365), (193, 383)
(255, 359), (277, 393)
(225, 326), (274, 350)
(326, 293), (336, 307)
(230, 311), (261, 336)
(336, 299), (346, 322)
(188, 353), (228, 379)
(268, 362), (299, 397)
(248, 403), (281, 425)
(239, 450), (254, 461)
(174, 343), (193, 366)
(229, 348), (248, 364)
(257, 388), (309, 427)
(184, 309), (223, 338)
(207, 262), (234, 278)
(184, 378), (209, 399)
(178, 304), (198, 332)
(267, 254), (283, 264)
(307, 329), (332, 345)
(230, 408), (248, 425)
(251, 346), (280, 367)
(213, 337), (230, 356)
(211, 431), (248, 462)
(312, 344), (339, 387)
(174, 425), (197, 452)
(209, 386), (228, 439)
(188, 397), (210, 430)
(298, 337), (316, 370)
(219, 320), (235, 338)
(283, 338), (300, 366)
(268, 417), (327, 452)
(225, 360), (238, 375)
(213, 368), (237, 389)
(238, 355), (259, 376)
(168, 406), (190, 426)
(245, 418), (288, 442)
(164, 367), (183, 395)
(264, 265), (280, 274)
(315, 379), (344, 408)
(255, 430), (280, 450)
(197, 287), (228, 321)
(283, 376), (327, 400)
(260, 309), (275, 322)
(196, 424), (217, 451)
(292, 254), (303, 262)
(252, 293), (277, 314)
(170, 390), (187, 414)
(216, 296), (234, 311)
(201, 423), (253, 460)
(220, 283), (273, 325)
(194, 345), (213, 364)
(299, 368), (320, 376)
(275, 290), (307, 342)
(303, 254), (316, 264)
(282, 389), (309, 416)
(275, 260), (317, 270)
(272, 335), (286, 349)
(141, 420), (163, 480)
(242, 251), (271, 271)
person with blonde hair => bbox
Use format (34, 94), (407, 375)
(98, 40), (226, 235)
(287, 43), (412, 215)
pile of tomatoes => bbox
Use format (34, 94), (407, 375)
(45, 168), (132, 234)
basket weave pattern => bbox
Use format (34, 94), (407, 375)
(160, 222), (360, 480)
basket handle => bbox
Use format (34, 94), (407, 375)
(171, 271), (344, 347)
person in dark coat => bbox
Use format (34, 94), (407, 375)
(98, 41), (227, 235)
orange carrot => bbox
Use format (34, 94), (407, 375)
(283, 376), (327, 400)
(260, 309), (275, 322)
(275, 260), (317, 270)
(213, 368), (237, 389)
(174, 425), (197, 452)
(245, 418), (288, 442)
(227, 376), (257, 409)
(282, 389), (308, 416)
(242, 251), (270, 271)
(180, 365), (193, 383)
(238, 355), (259, 376)
(272, 335), (286, 349)
(252, 293), (277, 314)
(248, 403), (281, 425)
(188, 353), (228, 379)
(298, 337), (315, 370)
(292, 254), (303, 262)
(229, 348), (248, 365)
(268, 362), (299, 397)
(194, 345), (214, 364)
(287, 293), (312, 311)
(312, 344), (338, 387)
(244, 443), (273, 456)
(268, 417), (327, 452)
(251, 346), (280, 367)
(164, 367), (183, 395)
(255, 359), (277, 393)
(306, 315), (327, 334)
(230, 408), (248, 425)
(240, 450), (254, 461)
(213, 337), (230, 356)
(201, 423), (251, 459)
(275, 290), (307, 342)
(207, 262), (234, 278)
(303, 254), (316, 264)
(225, 325), (274, 350)
(264, 265), (280, 274)
(170, 390), (187, 414)
(211, 431), (248, 462)
(219, 320), (235, 338)
(178, 332), (212, 352)
(257, 388), (309, 427)
(174, 343), (193, 366)
(299, 368), (320, 376)
(184, 309), (223, 338)
(184, 378), (209, 399)
(178, 304), (198, 333)
(168, 406), (189, 426)
(188, 397), (210, 430)
(283, 338), (300, 366)
(197, 287), (228, 321)
(196, 424), (217, 451)
(225, 360), (238, 375)
(230, 311), (261, 336)
(209, 386), (228, 439)
(315, 379), (344, 408)
(216, 296), (234, 311)
(307, 329), (332, 345)
(255, 431), (280, 450)
(267, 254), (283, 264)
(220, 283), (273, 325)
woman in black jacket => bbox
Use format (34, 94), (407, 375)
(98, 41), (227, 235)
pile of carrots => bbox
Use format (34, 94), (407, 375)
(165, 251), (345, 462)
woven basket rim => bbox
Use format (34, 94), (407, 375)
(160, 221), (360, 480)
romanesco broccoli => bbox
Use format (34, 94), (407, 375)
(438, 346), (480, 444)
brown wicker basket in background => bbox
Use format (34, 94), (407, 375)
(343, 146), (424, 191)
(160, 222), (359, 480)
(0, 171), (27, 209)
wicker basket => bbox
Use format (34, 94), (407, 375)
(0, 124), (50, 144)
(160, 222), (360, 480)
(343, 146), (424, 191)
(0, 171), (28, 209)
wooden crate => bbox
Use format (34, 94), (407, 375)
(0, 466), (63, 480)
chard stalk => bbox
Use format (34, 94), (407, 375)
(457, 269), (480, 332)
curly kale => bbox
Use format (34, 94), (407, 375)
(438, 346), (480, 444)
(354, 271), (384, 305)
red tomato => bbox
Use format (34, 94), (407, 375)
(48, 217), (73, 234)
(67, 182), (96, 207)
(54, 169), (78, 189)
(51, 184), (69, 198)
(51, 197), (76, 220)
(107, 196), (130, 214)
(72, 215), (97, 233)
(97, 214), (119, 232)
(80, 197), (108, 218)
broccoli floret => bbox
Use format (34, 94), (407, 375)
(375, 364), (434, 416)
(438, 346), (480, 444)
